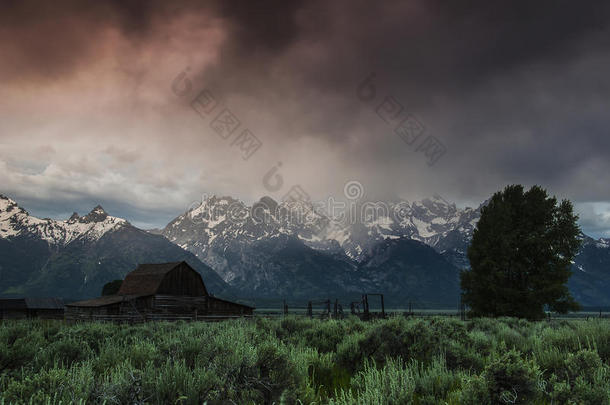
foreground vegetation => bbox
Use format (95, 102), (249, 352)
(1, 316), (609, 404)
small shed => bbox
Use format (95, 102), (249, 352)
(0, 298), (65, 320)
(65, 261), (253, 322)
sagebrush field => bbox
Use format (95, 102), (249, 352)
(1, 316), (609, 404)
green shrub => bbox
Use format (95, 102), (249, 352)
(142, 359), (220, 405)
(453, 374), (490, 405)
(128, 340), (160, 369)
(308, 352), (350, 398)
(255, 339), (299, 401)
(90, 362), (146, 404)
(331, 358), (417, 404)
(302, 320), (346, 353)
(0, 337), (39, 372)
(331, 356), (464, 405)
(44, 337), (92, 367)
(468, 330), (494, 356)
(444, 340), (485, 372)
(482, 349), (542, 404)
(336, 331), (366, 372)
(1, 317), (609, 404)
(356, 318), (437, 366)
(565, 349), (603, 381)
(1, 362), (94, 404)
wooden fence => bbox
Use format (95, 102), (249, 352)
(66, 313), (253, 323)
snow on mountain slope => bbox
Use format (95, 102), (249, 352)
(0, 195), (127, 245)
(160, 194), (610, 305)
(328, 197), (482, 261)
(162, 194), (609, 270)
(161, 194), (483, 275)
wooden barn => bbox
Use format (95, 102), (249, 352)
(0, 298), (65, 320)
(65, 261), (253, 322)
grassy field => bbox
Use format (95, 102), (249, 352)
(1, 317), (609, 404)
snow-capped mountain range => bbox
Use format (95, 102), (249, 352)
(0, 195), (228, 299)
(2, 192), (610, 305)
(158, 194), (480, 302)
(161, 194), (610, 305)
(0, 195), (126, 245)
(162, 194), (481, 268)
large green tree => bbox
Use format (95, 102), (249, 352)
(461, 185), (581, 320)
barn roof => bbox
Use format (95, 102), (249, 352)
(66, 295), (140, 308)
(208, 295), (255, 310)
(117, 261), (203, 296)
(25, 298), (64, 309)
(0, 298), (64, 310)
(0, 299), (26, 309)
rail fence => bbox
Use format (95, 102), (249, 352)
(65, 313), (254, 323)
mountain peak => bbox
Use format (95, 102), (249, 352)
(81, 205), (108, 223)
(431, 194), (451, 205)
(92, 205), (106, 213)
(0, 194), (22, 215)
(0, 194), (17, 205)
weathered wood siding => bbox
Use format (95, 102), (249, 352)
(65, 295), (252, 322)
(30, 309), (64, 320)
(156, 263), (207, 296)
(152, 295), (253, 316)
(207, 297), (254, 316)
(0, 309), (28, 319)
(1, 309), (64, 320)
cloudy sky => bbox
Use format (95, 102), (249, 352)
(1, 0), (610, 236)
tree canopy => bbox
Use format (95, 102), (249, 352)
(461, 185), (581, 320)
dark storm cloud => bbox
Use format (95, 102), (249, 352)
(193, 0), (610, 207)
(198, 0), (610, 94)
(2, 0), (610, 235)
(4, 0), (609, 85)
(0, 0), (308, 83)
(191, 0), (610, 150)
(216, 0), (306, 54)
(0, 0), (215, 82)
(427, 0), (610, 74)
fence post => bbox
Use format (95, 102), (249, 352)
(363, 294), (369, 320)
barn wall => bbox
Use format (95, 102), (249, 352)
(157, 263), (207, 296)
(65, 295), (252, 321)
(0, 309), (28, 319)
(126, 296), (154, 313)
(152, 295), (207, 314)
(33, 309), (64, 320)
(0, 309), (64, 320)
(152, 295), (253, 316)
(207, 297), (253, 316)
(65, 303), (124, 321)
